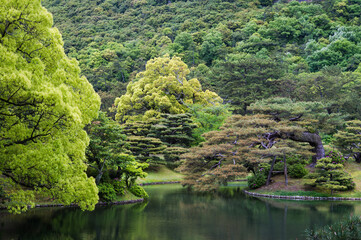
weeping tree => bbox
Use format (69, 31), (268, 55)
(177, 114), (304, 190)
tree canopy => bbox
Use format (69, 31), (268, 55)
(0, 0), (100, 213)
(114, 56), (222, 123)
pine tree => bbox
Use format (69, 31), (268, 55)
(313, 157), (355, 195)
(333, 120), (361, 163)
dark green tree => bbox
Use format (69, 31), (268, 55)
(85, 112), (148, 185)
(333, 120), (361, 163)
(313, 157), (354, 195)
(211, 55), (284, 114)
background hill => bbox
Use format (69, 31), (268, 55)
(42, 0), (361, 117)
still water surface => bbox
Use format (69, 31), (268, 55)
(1, 184), (360, 240)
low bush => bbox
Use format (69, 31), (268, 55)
(288, 164), (309, 178)
(98, 183), (117, 202)
(327, 150), (346, 165)
(129, 185), (149, 199)
(248, 173), (267, 189)
(305, 216), (361, 240)
(304, 172), (319, 179)
(257, 163), (270, 176)
(112, 180), (126, 195)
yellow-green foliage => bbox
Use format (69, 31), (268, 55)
(0, 0), (100, 213)
(114, 56), (222, 122)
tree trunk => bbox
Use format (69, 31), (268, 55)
(283, 154), (288, 186)
(95, 160), (106, 185)
(266, 156), (277, 186)
(354, 152), (361, 163)
(287, 132), (325, 166)
(95, 171), (103, 185)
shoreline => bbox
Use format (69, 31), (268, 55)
(0, 198), (145, 211)
(0, 181), (182, 211)
(244, 190), (361, 201)
(138, 181), (181, 186)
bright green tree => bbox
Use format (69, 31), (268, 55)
(0, 0), (100, 213)
(189, 103), (231, 145)
(114, 56), (222, 123)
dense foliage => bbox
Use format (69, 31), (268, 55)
(306, 216), (361, 240)
(42, 0), (361, 118)
(0, 0), (100, 213)
(4, 0), (361, 213)
(312, 155), (355, 194)
(114, 56), (222, 122)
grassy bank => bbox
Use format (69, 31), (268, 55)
(137, 165), (184, 184)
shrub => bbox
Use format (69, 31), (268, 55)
(305, 216), (361, 240)
(286, 154), (309, 165)
(313, 157), (355, 194)
(257, 163), (270, 176)
(288, 164), (309, 178)
(273, 161), (284, 172)
(98, 183), (117, 202)
(112, 180), (126, 195)
(327, 150), (346, 165)
(0, 186), (8, 204)
(248, 173), (267, 189)
(129, 185), (149, 199)
(304, 172), (319, 179)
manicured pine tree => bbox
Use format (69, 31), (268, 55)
(148, 113), (197, 148)
(121, 113), (198, 165)
(248, 97), (345, 165)
(313, 157), (355, 195)
(333, 120), (361, 163)
(178, 98), (331, 191)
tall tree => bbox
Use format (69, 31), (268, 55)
(114, 56), (222, 123)
(0, 0), (100, 213)
(85, 112), (148, 185)
(211, 55), (284, 114)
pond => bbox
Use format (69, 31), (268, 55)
(1, 184), (360, 240)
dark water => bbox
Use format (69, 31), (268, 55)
(0, 184), (359, 240)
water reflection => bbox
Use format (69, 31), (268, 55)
(0, 185), (358, 240)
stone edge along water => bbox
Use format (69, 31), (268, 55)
(244, 190), (361, 201)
